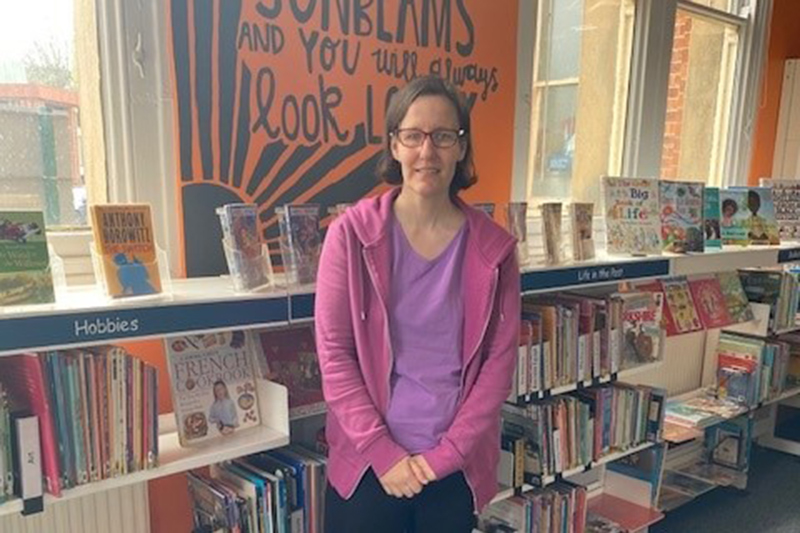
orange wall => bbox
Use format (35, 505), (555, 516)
(748, 0), (800, 184)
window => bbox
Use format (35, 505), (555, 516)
(527, 0), (637, 204)
(0, 0), (105, 229)
(661, 2), (745, 185)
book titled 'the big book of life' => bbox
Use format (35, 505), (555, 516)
(90, 204), (162, 298)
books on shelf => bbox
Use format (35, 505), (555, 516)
(717, 271), (755, 324)
(0, 348), (159, 499)
(619, 291), (664, 370)
(0, 210), (55, 307)
(255, 325), (325, 420)
(165, 330), (261, 446)
(277, 204), (322, 286)
(90, 204), (162, 298)
(719, 190), (749, 246)
(570, 202), (596, 262)
(0, 383), (13, 504)
(688, 276), (733, 329)
(216, 203), (272, 292)
(602, 177), (662, 256)
(731, 187), (780, 245)
(703, 187), (722, 250)
(661, 277), (703, 336)
(659, 180), (704, 253)
(760, 178), (800, 240)
(480, 480), (588, 533)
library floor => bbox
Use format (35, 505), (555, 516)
(652, 445), (800, 533)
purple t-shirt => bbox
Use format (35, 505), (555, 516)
(385, 216), (467, 454)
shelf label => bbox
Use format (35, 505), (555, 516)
(778, 248), (800, 264)
(0, 298), (289, 354)
(521, 259), (670, 293)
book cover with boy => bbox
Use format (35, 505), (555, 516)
(703, 187), (722, 250)
(719, 190), (749, 246)
(659, 181), (705, 253)
(0, 210), (55, 306)
(731, 187), (780, 245)
(165, 331), (261, 446)
(602, 177), (662, 256)
(90, 204), (162, 297)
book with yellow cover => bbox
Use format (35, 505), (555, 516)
(90, 204), (162, 297)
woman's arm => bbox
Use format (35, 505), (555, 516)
(421, 252), (521, 479)
(315, 219), (409, 478)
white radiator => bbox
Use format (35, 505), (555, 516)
(0, 483), (150, 533)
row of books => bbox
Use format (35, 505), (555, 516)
(500, 383), (666, 483)
(0, 349), (159, 498)
(479, 481), (588, 533)
(0, 384), (13, 504)
(603, 177), (792, 256)
(737, 268), (800, 333)
(187, 445), (327, 533)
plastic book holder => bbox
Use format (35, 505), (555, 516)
(89, 241), (173, 302)
(221, 240), (275, 293)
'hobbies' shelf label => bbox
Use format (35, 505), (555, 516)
(0, 297), (289, 354)
(521, 259), (670, 293)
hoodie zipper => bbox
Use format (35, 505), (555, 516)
(362, 248), (394, 412)
(460, 267), (500, 393)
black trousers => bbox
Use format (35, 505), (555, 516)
(324, 469), (476, 533)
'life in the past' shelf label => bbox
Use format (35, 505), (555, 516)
(521, 259), (670, 293)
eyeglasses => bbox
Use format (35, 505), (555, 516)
(392, 128), (465, 148)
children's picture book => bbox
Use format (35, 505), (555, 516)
(688, 276), (733, 329)
(661, 277), (703, 335)
(216, 203), (271, 291)
(570, 202), (595, 261)
(255, 326), (324, 420)
(540, 202), (563, 265)
(90, 204), (162, 298)
(731, 187), (780, 245)
(760, 178), (800, 240)
(719, 190), (749, 246)
(0, 210), (55, 306)
(165, 330), (261, 446)
(277, 204), (321, 286)
(716, 271), (755, 324)
(659, 181), (705, 253)
(505, 202), (529, 265)
(703, 187), (722, 250)
(619, 291), (664, 369)
(602, 177), (662, 256)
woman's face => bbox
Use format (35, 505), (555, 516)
(390, 95), (466, 199)
(213, 383), (228, 400)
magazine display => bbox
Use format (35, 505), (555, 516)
(216, 203), (271, 291)
(703, 187), (722, 250)
(760, 178), (800, 240)
(90, 204), (162, 298)
(602, 177), (661, 256)
(659, 181), (704, 253)
(719, 190), (749, 246)
(619, 291), (664, 370)
(256, 326), (325, 420)
(277, 204), (321, 286)
(0, 210), (54, 306)
(570, 202), (595, 261)
(731, 187), (780, 245)
(540, 202), (563, 265)
(166, 331), (261, 446)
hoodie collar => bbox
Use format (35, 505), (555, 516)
(346, 187), (517, 269)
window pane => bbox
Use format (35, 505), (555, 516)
(539, 0), (584, 81)
(0, 0), (95, 228)
(661, 9), (739, 185)
(529, 0), (636, 203)
(684, 0), (747, 17)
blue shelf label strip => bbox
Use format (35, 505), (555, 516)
(778, 248), (800, 264)
(290, 293), (316, 320)
(0, 298), (289, 353)
(521, 260), (670, 293)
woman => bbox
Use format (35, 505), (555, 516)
(208, 379), (238, 435)
(315, 75), (520, 532)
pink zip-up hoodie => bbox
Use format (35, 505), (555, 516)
(315, 187), (521, 513)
